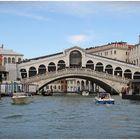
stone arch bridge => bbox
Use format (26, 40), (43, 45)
(22, 68), (130, 94)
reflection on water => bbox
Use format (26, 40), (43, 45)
(0, 95), (140, 139)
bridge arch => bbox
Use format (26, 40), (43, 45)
(38, 64), (46, 74)
(95, 62), (103, 72)
(37, 69), (126, 94)
(105, 64), (113, 74)
(133, 71), (140, 79)
(124, 69), (132, 79)
(48, 62), (56, 72)
(114, 67), (122, 77)
(69, 50), (82, 68)
(86, 60), (94, 70)
(57, 60), (66, 70)
(29, 66), (37, 77)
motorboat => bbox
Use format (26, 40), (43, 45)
(11, 93), (32, 104)
(95, 93), (115, 104)
(82, 90), (89, 96)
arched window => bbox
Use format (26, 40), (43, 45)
(105, 65), (113, 74)
(48, 62), (56, 72)
(114, 67), (122, 77)
(29, 66), (37, 77)
(95, 62), (103, 72)
(8, 57), (11, 63)
(18, 58), (21, 62)
(38, 64), (46, 74)
(124, 69), (132, 79)
(57, 60), (65, 70)
(20, 69), (27, 78)
(133, 72), (140, 79)
(70, 50), (82, 68)
(86, 60), (94, 70)
(12, 57), (15, 63)
(4, 57), (7, 65)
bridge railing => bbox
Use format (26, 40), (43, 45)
(22, 68), (130, 84)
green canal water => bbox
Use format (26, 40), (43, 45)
(0, 95), (140, 139)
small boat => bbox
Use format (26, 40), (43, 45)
(82, 90), (89, 96)
(41, 90), (53, 96)
(95, 93), (115, 104)
(11, 93), (32, 104)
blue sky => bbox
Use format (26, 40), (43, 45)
(0, 1), (140, 59)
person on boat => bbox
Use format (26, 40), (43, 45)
(101, 96), (105, 99)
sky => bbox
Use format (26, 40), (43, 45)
(0, 1), (140, 59)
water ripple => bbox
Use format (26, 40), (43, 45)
(3, 114), (23, 119)
(0, 96), (140, 139)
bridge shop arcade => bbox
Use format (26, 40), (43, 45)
(18, 46), (140, 95)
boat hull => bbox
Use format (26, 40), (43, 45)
(12, 96), (32, 104)
(95, 99), (115, 104)
(82, 91), (89, 96)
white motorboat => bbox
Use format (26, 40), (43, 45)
(11, 93), (32, 104)
(95, 93), (115, 104)
(82, 90), (89, 96)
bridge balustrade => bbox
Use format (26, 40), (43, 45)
(22, 68), (130, 84)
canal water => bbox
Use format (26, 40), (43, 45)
(0, 95), (140, 139)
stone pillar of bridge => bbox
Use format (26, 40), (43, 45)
(85, 80), (89, 90)
(95, 84), (99, 92)
(113, 70), (115, 76)
(26, 69), (29, 78)
(23, 84), (29, 93)
(89, 81), (91, 92)
(89, 81), (93, 92)
(90, 82), (95, 93)
(56, 65), (58, 72)
(122, 71), (125, 79)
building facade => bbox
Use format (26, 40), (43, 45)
(86, 41), (134, 63)
(129, 36), (140, 66)
(0, 44), (23, 82)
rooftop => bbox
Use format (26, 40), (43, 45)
(0, 44), (23, 56)
(19, 52), (63, 64)
(86, 41), (134, 50)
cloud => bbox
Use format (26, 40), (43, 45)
(1, 2), (140, 22)
(47, 2), (140, 18)
(0, 8), (48, 21)
(67, 34), (90, 44)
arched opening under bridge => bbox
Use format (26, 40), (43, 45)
(38, 75), (119, 95)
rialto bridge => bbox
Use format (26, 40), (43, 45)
(18, 46), (140, 94)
